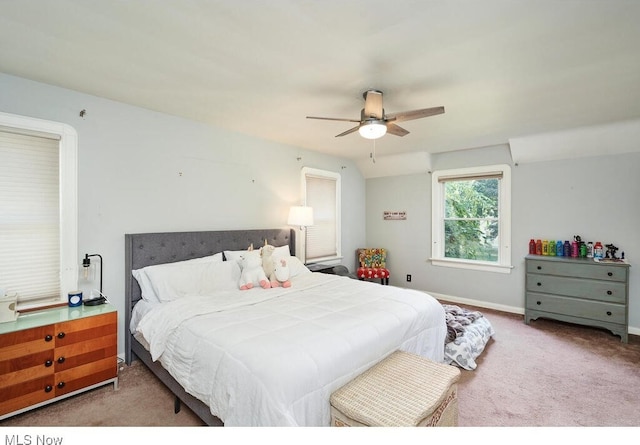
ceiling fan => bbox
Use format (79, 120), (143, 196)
(306, 89), (444, 140)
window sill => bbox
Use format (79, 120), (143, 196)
(429, 258), (513, 274)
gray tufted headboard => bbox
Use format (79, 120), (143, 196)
(124, 228), (295, 364)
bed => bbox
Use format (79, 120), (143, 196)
(125, 228), (447, 426)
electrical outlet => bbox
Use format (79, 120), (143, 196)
(406, 274), (411, 282)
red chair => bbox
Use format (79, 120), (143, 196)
(357, 248), (390, 285)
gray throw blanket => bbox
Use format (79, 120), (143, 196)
(442, 304), (484, 344)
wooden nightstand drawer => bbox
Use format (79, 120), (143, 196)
(0, 304), (118, 419)
(0, 375), (54, 415)
(55, 356), (117, 396)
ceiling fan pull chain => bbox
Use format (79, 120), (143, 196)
(370, 139), (376, 163)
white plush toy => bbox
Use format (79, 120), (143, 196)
(271, 256), (291, 288)
(238, 245), (271, 290)
(262, 241), (291, 288)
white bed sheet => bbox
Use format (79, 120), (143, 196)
(134, 273), (446, 426)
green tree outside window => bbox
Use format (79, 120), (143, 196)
(444, 178), (499, 262)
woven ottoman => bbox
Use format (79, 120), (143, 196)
(330, 351), (461, 427)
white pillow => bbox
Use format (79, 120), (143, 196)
(223, 250), (247, 263)
(144, 260), (240, 302)
(271, 245), (291, 259)
(287, 255), (311, 277)
(132, 253), (223, 303)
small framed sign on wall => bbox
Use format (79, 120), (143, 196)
(383, 211), (406, 220)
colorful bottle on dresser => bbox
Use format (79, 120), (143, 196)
(594, 241), (604, 259)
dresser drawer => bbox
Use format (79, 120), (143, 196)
(55, 311), (117, 347)
(0, 375), (55, 416)
(0, 305), (118, 420)
(526, 259), (627, 282)
(55, 334), (117, 371)
(526, 292), (626, 325)
(527, 273), (626, 303)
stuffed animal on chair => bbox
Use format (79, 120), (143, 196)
(238, 245), (271, 290)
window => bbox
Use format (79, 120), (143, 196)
(0, 112), (78, 308)
(431, 164), (511, 273)
(302, 167), (341, 264)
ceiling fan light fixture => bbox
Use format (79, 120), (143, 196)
(359, 120), (387, 139)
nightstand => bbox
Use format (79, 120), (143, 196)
(0, 303), (118, 420)
(307, 264), (357, 279)
(306, 263), (336, 274)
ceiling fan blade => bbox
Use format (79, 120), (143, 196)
(386, 123), (410, 137)
(386, 106), (445, 123)
(307, 116), (360, 123)
(335, 125), (361, 137)
(363, 90), (384, 119)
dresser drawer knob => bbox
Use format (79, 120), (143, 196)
(607, 290), (612, 295)
(537, 266), (542, 270)
(537, 282), (542, 286)
(536, 301), (542, 305)
(607, 272), (613, 277)
(45, 385), (53, 393)
(44, 359), (53, 367)
(57, 356), (66, 364)
(57, 382), (65, 389)
(57, 332), (66, 339)
(45, 335), (53, 342)
(606, 311), (612, 316)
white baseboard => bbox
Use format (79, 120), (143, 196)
(427, 291), (524, 315)
(425, 290), (640, 337)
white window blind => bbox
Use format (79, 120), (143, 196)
(303, 168), (341, 262)
(0, 130), (61, 303)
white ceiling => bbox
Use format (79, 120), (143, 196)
(2, 1), (640, 162)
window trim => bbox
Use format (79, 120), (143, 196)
(301, 167), (342, 264)
(0, 111), (78, 308)
(430, 164), (512, 274)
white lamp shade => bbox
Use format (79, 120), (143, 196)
(288, 206), (314, 227)
(358, 121), (387, 139)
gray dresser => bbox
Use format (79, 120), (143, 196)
(525, 254), (629, 343)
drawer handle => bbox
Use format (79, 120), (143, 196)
(608, 272), (613, 277)
(607, 290), (612, 295)
(57, 382), (65, 389)
(536, 301), (542, 305)
(44, 359), (53, 367)
(45, 335), (53, 342)
(45, 385), (53, 393)
(57, 356), (66, 364)
(57, 332), (66, 339)
(537, 282), (542, 286)
(606, 311), (612, 316)
(537, 266), (542, 270)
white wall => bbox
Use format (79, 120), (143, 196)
(366, 144), (640, 334)
(0, 73), (366, 356)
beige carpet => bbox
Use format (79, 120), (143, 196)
(455, 306), (640, 426)
(1, 306), (639, 427)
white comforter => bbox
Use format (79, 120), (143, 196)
(135, 273), (446, 426)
